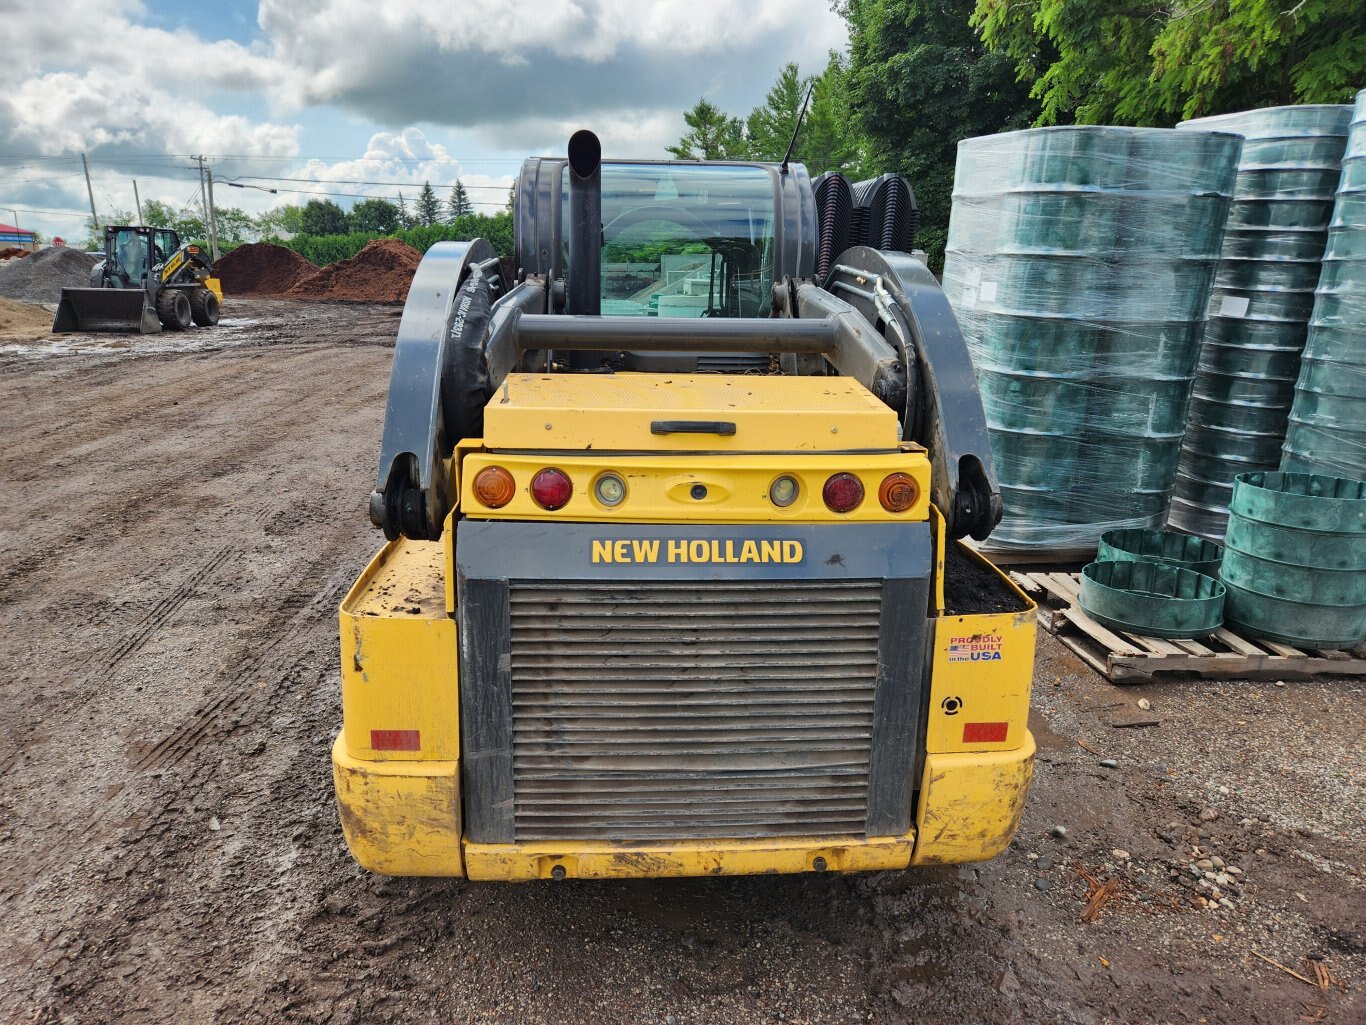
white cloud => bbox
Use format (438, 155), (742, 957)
(1, 0), (850, 239)
(292, 129), (514, 215)
(257, 0), (847, 135)
(3, 71), (299, 158)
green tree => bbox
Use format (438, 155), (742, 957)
(416, 180), (442, 227)
(82, 207), (134, 249)
(141, 199), (179, 229)
(447, 181), (473, 220)
(396, 192), (416, 229)
(255, 204), (304, 238)
(801, 53), (867, 176)
(842, 0), (1039, 268)
(746, 63), (808, 161)
(214, 206), (254, 245)
(668, 98), (747, 159)
(971, 0), (1365, 125)
(348, 198), (401, 233)
(299, 198), (348, 235)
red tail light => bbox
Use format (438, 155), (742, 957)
(822, 472), (864, 513)
(531, 468), (573, 509)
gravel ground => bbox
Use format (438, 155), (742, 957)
(0, 299), (1360, 1024)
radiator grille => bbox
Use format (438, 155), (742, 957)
(694, 353), (773, 373)
(507, 579), (882, 840)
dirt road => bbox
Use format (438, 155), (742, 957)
(0, 299), (1360, 1024)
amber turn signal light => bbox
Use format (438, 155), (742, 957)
(878, 472), (919, 513)
(473, 466), (516, 508)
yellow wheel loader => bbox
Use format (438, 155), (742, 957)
(333, 131), (1037, 881)
(52, 225), (223, 334)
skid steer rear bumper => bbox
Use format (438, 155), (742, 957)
(331, 732), (1035, 879)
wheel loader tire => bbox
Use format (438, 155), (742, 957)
(189, 288), (220, 327)
(157, 289), (192, 331)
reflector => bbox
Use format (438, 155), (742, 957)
(531, 468), (573, 510)
(822, 472), (864, 513)
(473, 466), (516, 508)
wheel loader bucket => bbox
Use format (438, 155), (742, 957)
(52, 288), (162, 334)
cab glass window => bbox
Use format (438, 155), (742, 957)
(563, 164), (777, 318)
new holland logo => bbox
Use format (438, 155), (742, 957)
(948, 633), (1005, 662)
(591, 539), (805, 564)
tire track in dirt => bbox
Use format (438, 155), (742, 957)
(105, 545), (237, 668)
(0, 356), (380, 600)
(0, 544), (239, 777)
(127, 544), (354, 774)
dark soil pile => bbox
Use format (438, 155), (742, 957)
(943, 542), (1031, 615)
(212, 243), (318, 297)
(285, 237), (421, 304)
(0, 246), (98, 303)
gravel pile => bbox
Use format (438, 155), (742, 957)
(0, 246), (98, 303)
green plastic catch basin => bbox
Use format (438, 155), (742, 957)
(1079, 560), (1226, 639)
(1221, 471), (1366, 648)
(1281, 90), (1366, 480)
(1170, 103), (1353, 540)
(944, 125), (1241, 550)
(1098, 529), (1224, 577)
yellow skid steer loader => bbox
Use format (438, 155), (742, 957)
(53, 225), (222, 334)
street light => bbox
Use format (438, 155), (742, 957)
(226, 182), (278, 194)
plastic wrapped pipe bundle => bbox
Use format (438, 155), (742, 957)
(1282, 90), (1366, 479)
(942, 126), (1241, 550)
(1169, 104), (1354, 540)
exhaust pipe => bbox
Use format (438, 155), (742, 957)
(566, 129), (601, 316)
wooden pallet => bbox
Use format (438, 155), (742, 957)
(967, 540), (1096, 568)
(1011, 570), (1366, 684)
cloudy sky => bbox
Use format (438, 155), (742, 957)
(1, 0), (848, 242)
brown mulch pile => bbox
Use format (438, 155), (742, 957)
(212, 243), (318, 297)
(285, 238), (421, 304)
(0, 247), (31, 261)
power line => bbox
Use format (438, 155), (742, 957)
(224, 173), (509, 191)
(7, 206), (89, 219)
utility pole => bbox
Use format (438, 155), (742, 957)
(194, 155), (210, 243)
(81, 152), (99, 231)
(205, 167), (221, 261)
(133, 180), (143, 225)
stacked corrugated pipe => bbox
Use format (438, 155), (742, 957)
(942, 126), (1241, 550)
(1168, 105), (1353, 540)
(1281, 89), (1366, 479)
(812, 172), (853, 281)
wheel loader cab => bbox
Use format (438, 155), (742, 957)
(586, 164), (778, 318)
(332, 131), (1037, 881)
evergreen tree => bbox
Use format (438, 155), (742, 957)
(668, 99), (747, 159)
(745, 63), (808, 161)
(396, 193), (416, 230)
(416, 181), (441, 227)
(447, 181), (473, 221)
